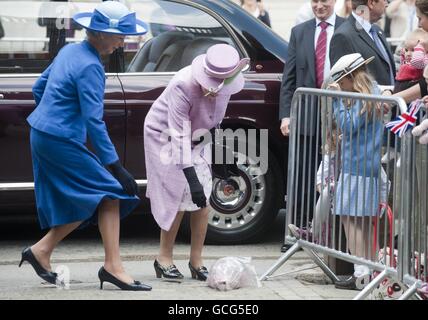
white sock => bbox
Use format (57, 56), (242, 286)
(353, 264), (364, 277)
(381, 148), (395, 163)
(360, 265), (370, 275)
(354, 264), (371, 277)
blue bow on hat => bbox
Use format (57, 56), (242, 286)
(89, 9), (137, 34)
(73, 1), (147, 36)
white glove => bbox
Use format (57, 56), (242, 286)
(412, 119), (428, 144)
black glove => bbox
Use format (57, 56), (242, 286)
(226, 161), (240, 177)
(183, 166), (207, 208)
(211, 140), (240, 180)
(108, 160), (138, 196)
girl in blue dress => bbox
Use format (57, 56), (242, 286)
(19, 1), (151, 291)
(327, 53), (389, 288)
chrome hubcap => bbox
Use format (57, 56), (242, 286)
(209, 160), (266, 231)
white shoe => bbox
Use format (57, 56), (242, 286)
(396, 156), (401, 168)
(288, 224), (300, 238)
(354, 271), (371, 290)
(381, 150), (395, 163)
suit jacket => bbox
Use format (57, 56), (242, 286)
(330, 14), (396, 86)
(144, 66), (230, 231)
(279, 15), (345, 136)
(28, 41), (119, 166)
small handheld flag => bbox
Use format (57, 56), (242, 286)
(385, 99), (423, 137)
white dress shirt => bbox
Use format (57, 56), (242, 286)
(351, 11), (374, 40)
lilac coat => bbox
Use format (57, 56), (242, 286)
(144, 66), (230, 231)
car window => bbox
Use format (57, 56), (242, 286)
(124, 0), (237, 73)
(0, 0), (237, 75)
(0, 0), (103, 74)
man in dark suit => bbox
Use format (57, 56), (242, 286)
(330, 0), (396, 85)
(279, 0), (345, 231)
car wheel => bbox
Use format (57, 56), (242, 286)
(180, 138), (284, 244)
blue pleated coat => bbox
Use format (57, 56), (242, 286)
(27, 40), (139, 229)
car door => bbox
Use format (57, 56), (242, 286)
(0, 76), (126, 176)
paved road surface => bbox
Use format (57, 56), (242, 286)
(0, 214), (356, 300)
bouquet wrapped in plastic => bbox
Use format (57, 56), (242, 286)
(206, 257), (260, 291)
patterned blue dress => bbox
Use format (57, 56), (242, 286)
(333, 85), (388, 217)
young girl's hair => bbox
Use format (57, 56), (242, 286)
(323, 121), (339, 155)
(346, 67), (378, 117)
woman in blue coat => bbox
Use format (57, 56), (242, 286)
(19, 1), (151, 291)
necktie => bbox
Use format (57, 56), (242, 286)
(315, 21), (328, 88)
(369, 26), (394, 85)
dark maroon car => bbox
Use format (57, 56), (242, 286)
(0, 0), (287, 244)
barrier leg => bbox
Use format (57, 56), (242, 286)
(398, 283), (419, 300)
(353, 269), (388, 300)
(259, 242), (301, 281)
(302, 247), (340, 283)
(281, 235), (298, 252)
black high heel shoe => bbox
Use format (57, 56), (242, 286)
(188, 262), (209, 281)
(19, 247), (58, 285)
(98, 267), (152, 291)
(153, 259), (184, 281)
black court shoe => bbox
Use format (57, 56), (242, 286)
(19, 247), (58, 285)
(188, 262), (209, 281)
(98, 267), (152, 291)
(153, 259), (184, 281)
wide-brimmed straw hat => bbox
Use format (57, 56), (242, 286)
(72, 1), (148, 36)
(191, 44), (250, 96)
(329, 53), (374, 83)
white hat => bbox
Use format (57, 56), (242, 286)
(329, 53), (374, 83)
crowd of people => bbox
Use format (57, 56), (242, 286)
(281, 0), (428, 292)
(240, 0), (271, 27)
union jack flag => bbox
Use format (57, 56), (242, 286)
(385, 99), (423, 137)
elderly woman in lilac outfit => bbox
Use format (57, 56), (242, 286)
(144, 44), (249, 281)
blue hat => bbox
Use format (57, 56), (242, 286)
(72, 1), (148, 36)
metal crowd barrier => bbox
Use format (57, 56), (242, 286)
(397, 113), (428, 300)
(260, 88), (427, 300)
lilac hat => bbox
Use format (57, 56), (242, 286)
(191, 44), (250, 95)
(73, 1), (148, 36)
